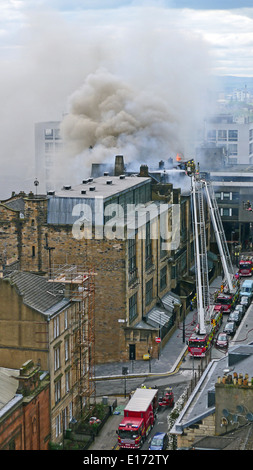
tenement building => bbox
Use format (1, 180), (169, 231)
(0, 161), (210, 364)
(0, 269), (95, 444)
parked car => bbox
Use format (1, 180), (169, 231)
(234, 303), (246, 316)
(228, 310), (242, 326)
(240, 279), (253, 299)
(240, 296), (251, 309)
(224, 321), (237, 336)
(149, 432), (168, 450)
(216, 332), (228, 349)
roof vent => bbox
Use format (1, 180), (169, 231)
(47, 190), (55, 195)
(104, 172), (109, 176)
(106, 180), (113, 185)
(81, 190), (86, 195)
(119, 175), (125, 179)
(89, 186), (96, 191)
(63, 185), (71, 190)
(82, 179), (89, 184)
(88, 178), (93, 182)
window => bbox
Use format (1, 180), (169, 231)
(250, 129), (253, 141)
(63, 407), (68, 431)
(128, 234), (137, 282)
(45, 142), (54, 153)
(65, 337), (69, 362)
(65, 370), (70, 393)
(228, 143), (237, 156)
(55, 414), (61, 438)
(54, 346), (60, 371)
(45, 128), (53, 139)
(218, 130), (227, 141)
(145, 221), (152, 269)
(53, 316), (60, 338)
(32, 246), (35, 257)
(146, 278), (153, 306)
(160, 266), (167, 291)
(54, 128), (61, 140)
(228, 130), (238, 141)
(220, 208), (232, 217)
(129, 293), (137, 322)
(69, 402), (73, 422)
(55, 379), (61, 404)
(223, 192), (231, 200)
(171, 264), (177, 280)
(250, 142), (253, 155)
(160, 234), (167, 258)
(64, 310), (68, 330)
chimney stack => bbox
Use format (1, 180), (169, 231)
(114, 155), (125, 176)
(139, 164), (149, 177)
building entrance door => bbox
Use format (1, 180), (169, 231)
(129, 344), (136, 361)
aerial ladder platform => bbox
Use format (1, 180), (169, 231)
(186, 160), (236, 335)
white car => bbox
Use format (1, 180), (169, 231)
(240, 296), (250, 309)
(234, 304), (246, 316)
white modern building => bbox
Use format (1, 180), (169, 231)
(35, 121), (62, 193)
(204, 114), (253, 165)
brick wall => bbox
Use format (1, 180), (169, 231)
(0, 371), (50, 450)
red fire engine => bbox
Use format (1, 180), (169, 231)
(188, 307), (223, 357)
(116, 388), (158, 449)
(239, 259), (253, 277)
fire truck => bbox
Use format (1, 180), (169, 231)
(239, 259), (253, 277)
(215, 291), (239, 313)
(188, 306), (223, 357)
(116, 388), (158, 449)
(187, 163), (237, 357)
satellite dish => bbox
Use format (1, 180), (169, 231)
(237, 405), (244, 413)
(246, 412), (253, 422)
(222, 409), (229, 417)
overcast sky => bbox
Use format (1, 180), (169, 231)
(1, 0), (253, 197)
(1, 0), (253, 76)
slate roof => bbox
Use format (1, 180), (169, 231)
(1, 197), (25, 213)
(0, 367), (20, 412)
(9, 271), (70, 316)
(193, 424), (253, 450)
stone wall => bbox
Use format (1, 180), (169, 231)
(176, 413), (216, 449)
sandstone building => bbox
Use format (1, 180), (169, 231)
(0, 269), (95, 444)
(0, 161), (212, 364)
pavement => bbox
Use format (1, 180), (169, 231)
(94, 310), (193, 382)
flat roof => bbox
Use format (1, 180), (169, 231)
(52, 175), (151, 201)
(125, 388), (157, 412)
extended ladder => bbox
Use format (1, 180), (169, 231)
(191, 175), (210, 334)
(203, 180), (234, 293)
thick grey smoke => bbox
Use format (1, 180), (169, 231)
(0, 5), (216, 197)
(58, 19), (214, 180)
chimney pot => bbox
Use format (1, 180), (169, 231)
(114, 155), (125, 176)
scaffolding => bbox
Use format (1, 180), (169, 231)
(48, 264), (96, 419)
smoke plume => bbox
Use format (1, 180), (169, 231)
(58, 15), (214, 180)
(0, 5), (216, 197)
